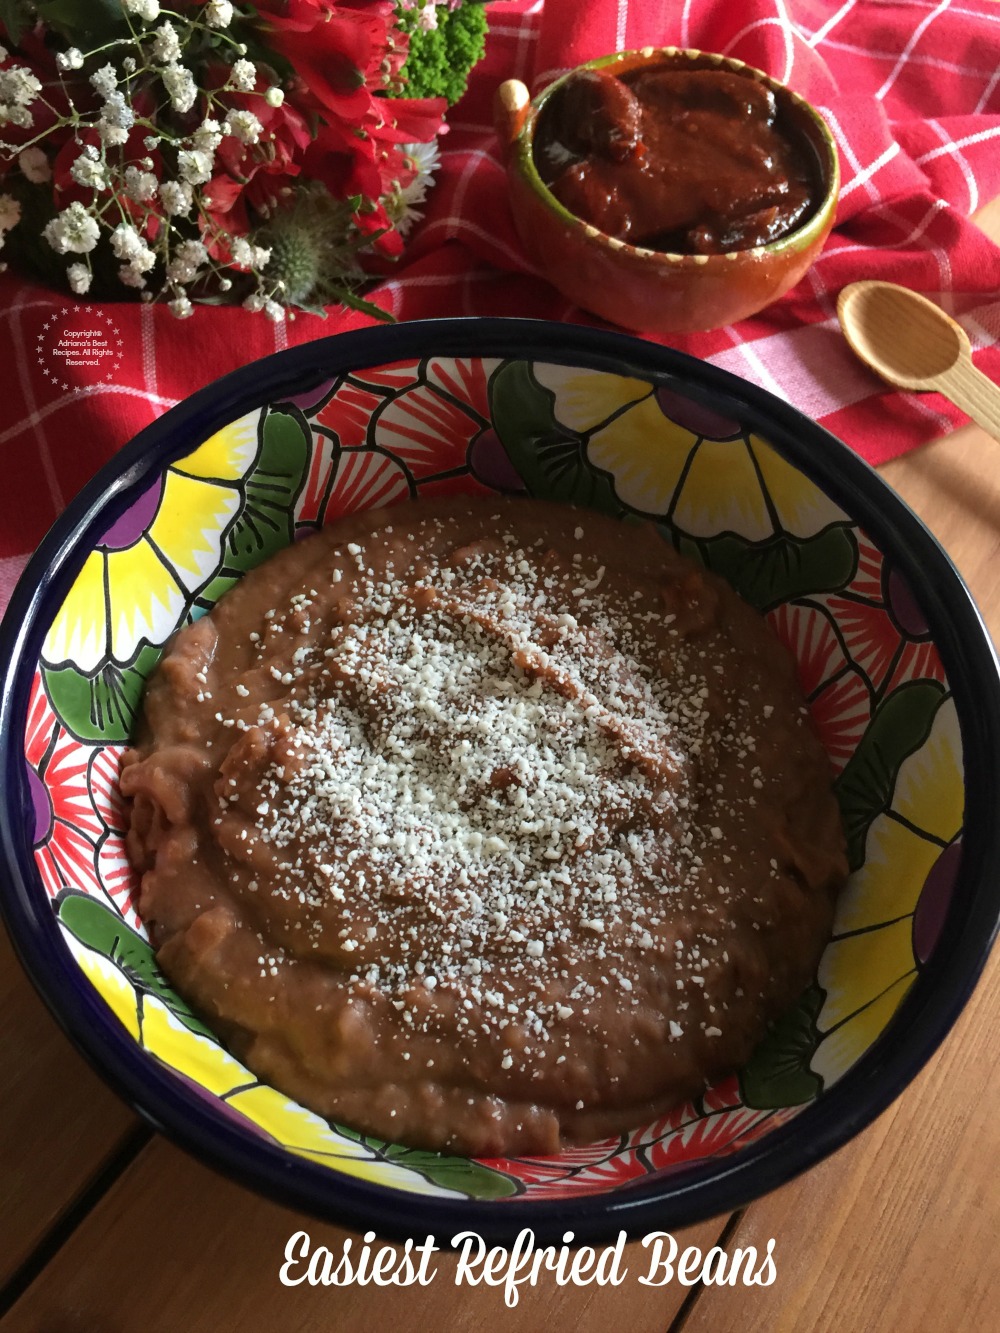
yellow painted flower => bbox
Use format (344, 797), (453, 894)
(536, 364), (846, 537)
(812, 698), (963, 1086)
(43, 413), (259, 673)
(68, 938), (141, 1040)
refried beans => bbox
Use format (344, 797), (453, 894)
(121, 498), (847, 1157)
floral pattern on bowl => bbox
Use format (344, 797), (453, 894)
(19, 352), (964, 1204)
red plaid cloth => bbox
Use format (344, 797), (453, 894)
(3, 0), (1000, 609)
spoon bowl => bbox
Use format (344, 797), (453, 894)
(837, 280), (1000, 441)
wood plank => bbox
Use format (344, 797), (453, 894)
(680, 422), (1000, 1333)
(0, 922), (138, 1289)
(0, 1137), (731, 1333)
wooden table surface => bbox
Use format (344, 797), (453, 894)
(4, 225), (1000, 1332)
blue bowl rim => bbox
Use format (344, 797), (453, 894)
(1, 316), (998, 1247)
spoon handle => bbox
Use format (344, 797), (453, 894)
(937, 358), (1000, 445)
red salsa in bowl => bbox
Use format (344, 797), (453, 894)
(535, 66), (823, 255)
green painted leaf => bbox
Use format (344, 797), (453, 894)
(835, 680), (946, 871)
(57, 893), (215, 1039)
(490, 361), (623, 516)
(381, 1144), (518, 1199)
(225, 407), (310, 571)
(42, 643), (162, 744)
(740, 983), (824, 1108)
(695, 526), (858, 612)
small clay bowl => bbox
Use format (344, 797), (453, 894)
(496, 48), (840, 334)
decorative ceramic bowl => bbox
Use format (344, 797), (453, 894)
(496, 49), (840, 334)
(1, 320), (998, 1246)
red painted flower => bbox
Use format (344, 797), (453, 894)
(24, 674), (102, 899)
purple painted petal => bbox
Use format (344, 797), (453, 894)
(470, 429), (527, 493)
(286, 380), (336, 413)
(654, 387), (741, 440)
(913, 838), (961, 965)
(99, 477), (163, 551)
(26, 761), (53, 844)
(886, 567), (930, 640)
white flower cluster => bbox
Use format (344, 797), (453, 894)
(2, 15), (303, 318)
(0, 61), (42, 130)
(0, 192), (21, 256)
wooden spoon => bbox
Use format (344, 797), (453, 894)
(837, 280), (1000, 443)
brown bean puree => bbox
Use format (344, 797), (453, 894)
(121, 499), (846, 1157)
(535, 66), (820, 253)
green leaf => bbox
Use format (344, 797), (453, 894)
(42, 643), (162, 744)
(490, 360), (623, 516)
(694, 525), (858, 613)
(0, 0), (34, 46)
(225, 407), (310, 572)
(57, 893), (215, 1039)
(740, 984), (825, 1108)
(35, 0), (128, 46)
(381, 1144), (518, 1199)
(835, 680), (946, 871)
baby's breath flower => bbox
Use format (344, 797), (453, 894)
(18, 146), (51, 183)
(264, 86), (284, 108)
(67, 262), (91, 295)
(159, 179), (194, 216)
(230, 236), (254, 267)
(89, 64), (117, 98)
(110, 221), (144, 261)
(101, 90), (135, 131)
(144, 135), (160, 150)
(169, 294), (193, 318)
(70, 153), (108, 191)
(192, 118), (223, 153)
(124, 164), (158, 202)
(118, 263), (147, 289)
(177, 148), (213, 184)
(98, 122), (129, 147)
(55, 48), (84, 73)
(42, 201), (100, 255)
(205, 0), (234, 29)
(124, 0), (161, 20)
(151, 22), (181, 66)
(162, 63), (197, 114)
(229, 58), (257, 92)
(225, 108), (262, 145)
(166, 238), (208, 283)
(0, 65), (43, 107)
(242, 292), (266, 312)
(0, 193), (21, 233)
(123, 56), (137, 75)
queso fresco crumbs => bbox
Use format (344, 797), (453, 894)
(121, 498), (846, 1157)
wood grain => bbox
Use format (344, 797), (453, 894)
(682, 423), (1000, 1333)
(0, 1137), (730, 1333)
(0, 923), (138, 1290)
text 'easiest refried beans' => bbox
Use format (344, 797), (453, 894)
(122, 498), (847, 1157)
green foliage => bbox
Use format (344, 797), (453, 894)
(0, 0), (34, 45)
(34, 0), (127, 47)
(397, 2), (488, 105)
